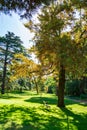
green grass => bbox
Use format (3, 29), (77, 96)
(0, 91), (87, 130)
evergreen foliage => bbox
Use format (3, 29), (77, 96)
(0, 32), (25, 94)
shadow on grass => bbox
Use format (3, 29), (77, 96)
(0, 104), (87, 130)
(25, 96), (78, 106)
(0, 105), (67, 130)
(60, 107), (87, 130)
(25, 96), (57, 105)
(0, 91), (36, 99)
(0, 95), (21, 99)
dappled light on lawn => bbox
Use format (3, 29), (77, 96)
(0, 91), (87, 130)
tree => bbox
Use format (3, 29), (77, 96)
(10, 53), (45, 94)
(0, 32), (25, 94)
(10, 53), (40, 78)
(18, 78), (26, 92)
(27, 1), (87, 107)
(0, 0), (53, 18)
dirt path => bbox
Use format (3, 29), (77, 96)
(66, 97), (87, 105)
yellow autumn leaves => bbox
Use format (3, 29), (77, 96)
(10, 53), (40, 81)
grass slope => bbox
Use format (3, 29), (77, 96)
(0, 91), (87, 130)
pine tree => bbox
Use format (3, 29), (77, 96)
(0, 32), (25, 94)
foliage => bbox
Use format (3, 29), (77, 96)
(10, 53), (44, 94)
(10, 53), (40, 79)
(32, 3), (86, 76)
(65, 79), (81, 96)
(0, 0), (53, 18)
(65, 77), (87, 96)
(44, 76), (56, 94)
(18, 78), (26, 87)
(0, 32), (25, 94)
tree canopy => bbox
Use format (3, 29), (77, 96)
(0, 0), (53, 18)
(0, 32), (26, 94)
(25, 0), (87, 107)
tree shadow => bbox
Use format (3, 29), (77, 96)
(60, 107), (87, 130)
(25, 96), (57, 105)
(0, 91), (33, 99)
(0, 104), (87, 130)
(0, 104), (69, 130)
(0, 95), (21, 99)
(25, 96), (80, 106)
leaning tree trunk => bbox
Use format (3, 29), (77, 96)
(57, 64), (65, 107)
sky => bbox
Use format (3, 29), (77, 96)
(0, 12), (34, 48)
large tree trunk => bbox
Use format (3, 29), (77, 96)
(57, 64), (65, 107)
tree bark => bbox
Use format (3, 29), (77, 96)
(1, 43), (8, 94)
(33, 77), (39, 94)
(36, 83), (39, 94)
(57, 64), (65, 107)
(1, 61), (7, 94)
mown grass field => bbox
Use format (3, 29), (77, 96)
(0, 91), (87, 130)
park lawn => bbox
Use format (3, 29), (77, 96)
(0, 91), (87, 130)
